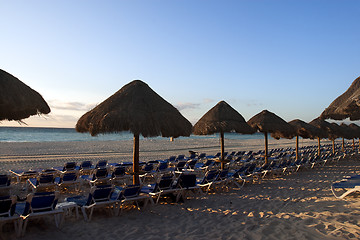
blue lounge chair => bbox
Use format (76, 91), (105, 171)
(55, 171), (81, 191)
(81, 168), (110, 186)
(331, 175), (360, 199)
(197, 170), (219, 193)
(27, 173), (56, 192)
(110, 166), (131, 185)
(141, 175), (181, 203)
(66, 185), (115, 221)
(0, 195), (21, 237)
(16, 191), (63, 236)
(95, 160), (108, 169)
(9, 169), (38, 183)
(177, 173), (202, 199)
(115, 185), (153, 215)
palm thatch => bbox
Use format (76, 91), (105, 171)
(247, 110), (295, 164)
(193, 101), (255, 168)
(193, 101), (255, 135)
(339, 123), (355, 139)
(288, 119), (324, 160)
(320, 76), (360, 120)
(0, 69), (50, 121)
(76, 80), (192, 184)
(76, 80), (192, 137)
(348, 123), (360, 138)
(348, 123), (360, 151)
(309, 118), (338, 155)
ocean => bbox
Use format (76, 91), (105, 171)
(0, 126), (265, 143)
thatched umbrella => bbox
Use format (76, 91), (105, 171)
(339, 123), (355, 152)
(76, 80), (192, 184)
(193, 101), (255, 169)
(309, 118), (336, 155)
(348, 123), (360, 151)
(247, 110), (295, 165)
(320, 76), (360, 120)
(288, 119), (323, 160)
(0, 69), (50, 121)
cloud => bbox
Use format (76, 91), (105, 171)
(48, 100), (96, 111)
(174, 102), (201, 111)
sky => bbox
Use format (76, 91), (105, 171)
(1, 0), (359, 128)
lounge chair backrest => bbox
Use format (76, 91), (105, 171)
(187, 159), (197, 169)
(168, 156), (176, 162)
(178, 174), (197, 189)
(93, 168), (108, 180)
(217, 169), (229, 180)
(112, 166), (126, 177)
(0, 196), (16, 217)
(0, 175), (10, 187)
(143, 163), (154, 172)
(157, 162), (168, 171)
(176, 155), (185, 161)
(80, 161), (93, 169)
(96, 160), (108, 169)
(62, 172), (77, 182)
(198, 153), (206, 159)
(88, 185), (114, 204)
(201, 170), (218, 184)
(156, 176), (173, 191)
(22, 192), (58, 215)
(175, 161), (186, 171)
(63, 162), (76, 171)
(38, 174), (54, 184)
(121, 185), (141, 199)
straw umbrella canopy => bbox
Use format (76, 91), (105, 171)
(309, 118), (336, 155)
(76, 80), (192, 184)
(0, 69), (50, 121)
(339, 123), (355, 152)
(320, 76), (360, 120)
(247, 110), (295, 165)
(348, 123), (360, 151)
(193, 101), (255, 169)
(288, 119), (323, 160)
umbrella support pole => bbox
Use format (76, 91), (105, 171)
(133, 134), (140, 185)
(352, 138), (355, 151)
(342, 138), (345, 152)
(332, 139), (335, 154)
(296, 135), (299, 161)
(317, 137), (321, 156)
(264, 132), (268, 165)
(220, 131), (225, 169)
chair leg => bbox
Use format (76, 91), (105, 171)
(21, 218), (29, 237)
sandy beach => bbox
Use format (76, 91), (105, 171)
(0, 138), (359, 240)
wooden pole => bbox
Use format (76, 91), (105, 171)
(296, 135), (299, 161)
(342, 138), (345, 152)
(220, 131), (225, 169)
(352, 138), (355, 150)
(317, 137), (321, 156)
(264, 132), (268, 165)
(332, 139), (335, 154)
(133, 133), (140, 185)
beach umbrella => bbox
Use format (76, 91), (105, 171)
(348, 123), (360, 151)
(192, 101), (255, 169)
(0, 69), (50, 121)
(247, 110), (295, 165)
(76, 80), (192, 184)
(339, 123), (355, 152)
(309, 118), (335, 155)
(288, 119), (322, 160)
(320, 76), (360, 120)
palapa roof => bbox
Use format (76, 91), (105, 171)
(0, 69), (50, 121)
(288, 119), (323, 139)
(348, 123), (360, 138)
(192, 101), (255, 135)
(308, 118), (335, 139)
(247, 110), (295, 139)
(320, 76), (360, 120)
(76, 80), (192, 137)
(339, 123), (355, 139)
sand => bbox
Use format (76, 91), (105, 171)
(0, 138), (359, 240)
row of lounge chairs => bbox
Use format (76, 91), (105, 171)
(1, 142), (358, 237)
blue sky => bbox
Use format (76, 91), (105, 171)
(1, 0), (359, 128)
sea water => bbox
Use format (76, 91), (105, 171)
(0, 126), (264, 143)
